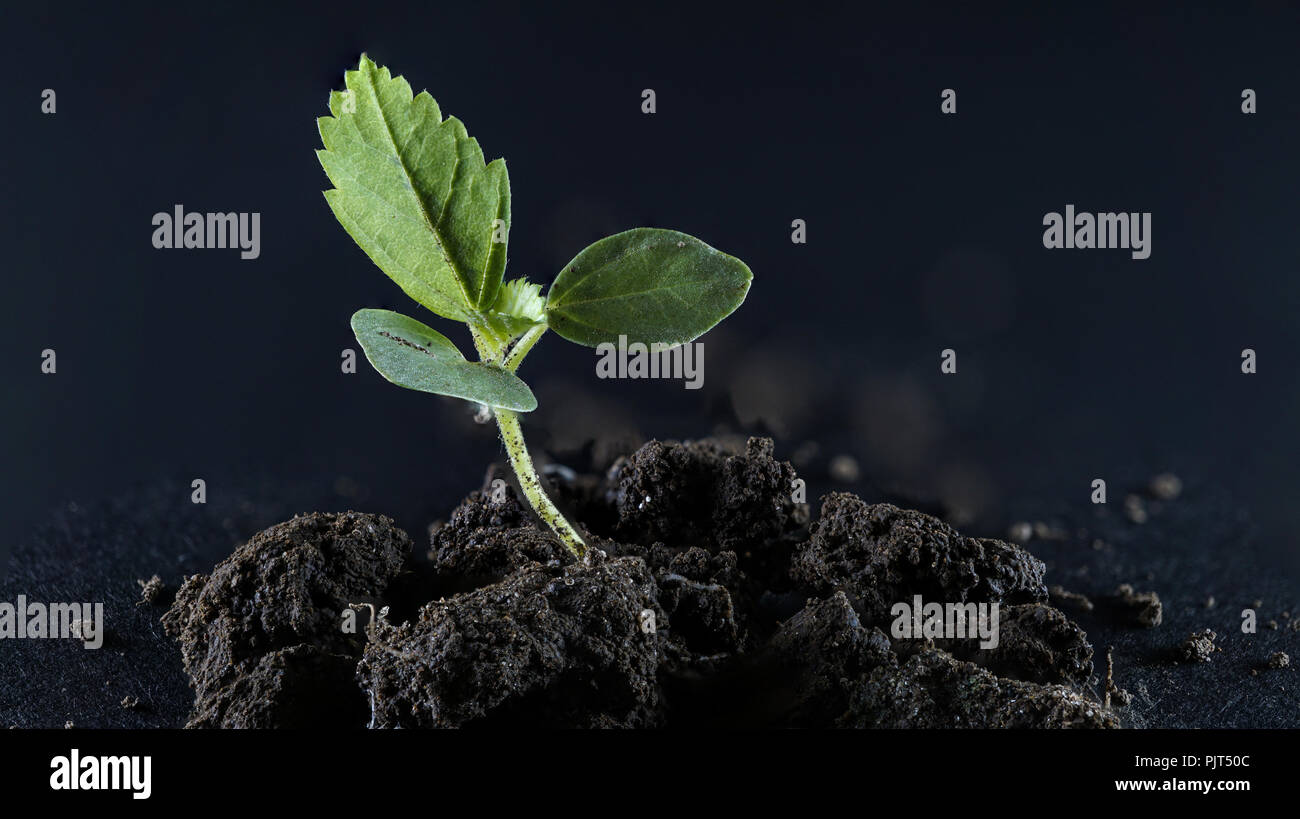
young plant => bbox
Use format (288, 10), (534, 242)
(318, 56), (752, 560)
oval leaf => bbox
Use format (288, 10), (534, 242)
(545, 228), (752, 347)
(351, 309), (536, 411)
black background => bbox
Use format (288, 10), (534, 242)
(4, 2), (1298, 576)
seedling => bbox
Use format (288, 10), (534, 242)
(318, 56), (752, 559)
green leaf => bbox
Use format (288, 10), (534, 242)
(545, 228), (752, 348)
(351, 309), (536, 411)
(318, 56), (510, 320)
(493, 278), (546, 324)
(479, 277), (546, 341)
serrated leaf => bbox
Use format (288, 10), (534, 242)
(351, 309), (536, 411)
(480, 277), (547, 340)
(545, 228), (752, 347)
(493, 278), (546, 323)
(319, 56), (510, 319)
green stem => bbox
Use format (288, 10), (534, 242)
(495, 408), (588, 560)
(468, 322), (497, 362)
(503, 323), (546, 372)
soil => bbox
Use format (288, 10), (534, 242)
(1106, 583), (1164, 628)
(3, 432), (1297, 728)
(159, 436), (1122, 728)
(160, 512), (411, 728)
(1178, 629), (1219, 664)
(136, 575), (165, 606)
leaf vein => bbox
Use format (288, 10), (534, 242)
(362, 67), (471, 307)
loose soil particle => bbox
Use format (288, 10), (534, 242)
(1050, 584), (1095, 613)
(1179, 629), (1218, 664)
(1103, 646), (1132, 707)
(1107, 583), (1163, 628)
(136, 575), (166, 606)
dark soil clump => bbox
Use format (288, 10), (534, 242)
(424, 479), (569, 595)
(603, 437), (803, 598)
(843, 648), (1119, 728)
(606, 437), (798, 555)
(162, 511), (411, 727)
(790, 494), (1048, 623)
(746, 592), (895, 727)
(359, 554), (663, 728)
(934, 602), (1093, 686)
(161, 437), (1118, 729)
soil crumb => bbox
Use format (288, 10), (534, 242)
(1107, 583), (1163, 628)
(1050, 584), (1094, 613)
(1267, 651), (1290, 670)
(136, 574), (166, 606)
(1178, 629), (1218, 664)
(1103, 646), (1132, 707)
(161, 511), (411, 728)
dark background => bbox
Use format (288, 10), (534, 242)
(4, 1), (1298, 575)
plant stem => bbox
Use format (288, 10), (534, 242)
(494, 407), (587, 560)
(480, 321), (586, 558)
(468, 322), (500, 363)
(503, 323), (546, 372)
